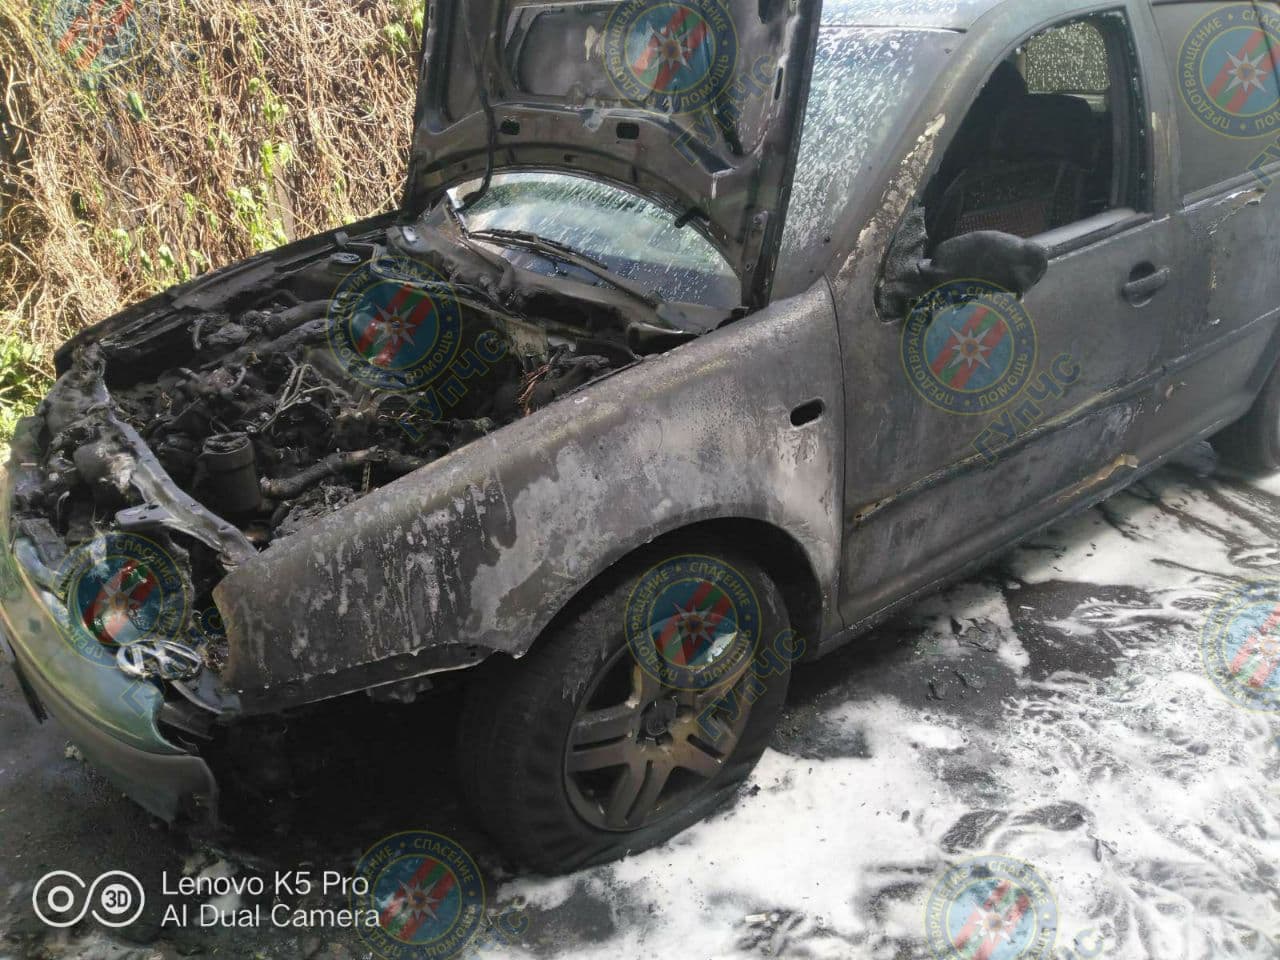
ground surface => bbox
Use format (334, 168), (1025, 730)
(0, 463), (1277, 960)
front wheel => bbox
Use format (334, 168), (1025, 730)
(1214, 359), (1280, 473)
(456, 544), (796, 873)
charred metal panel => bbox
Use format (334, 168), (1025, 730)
(840, 400), (1142, 628)
(1138, 0), (1280, 445)
(213, 282), (843, 708)
(1169, 167), (1280, 425)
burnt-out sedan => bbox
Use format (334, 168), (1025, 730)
(2, 0), (1278, 873)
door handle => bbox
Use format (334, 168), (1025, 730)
(1122, 265), (1170, 305)
(790, 399), (825, 427)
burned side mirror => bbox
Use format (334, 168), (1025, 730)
(925, 232), (1049, 297)
(878, 208), (1049, 320)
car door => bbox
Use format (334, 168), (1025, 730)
(1137, 0), (1280, 447)
(831, 4), (1186, 631)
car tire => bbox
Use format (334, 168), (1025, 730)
(456, 541), (793, 874)
(1214, 358), (1280, 474)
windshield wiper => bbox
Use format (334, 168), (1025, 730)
(467, 228), (661, 308)
(430, 209), (711, 335)
(471, 228), (604, 266)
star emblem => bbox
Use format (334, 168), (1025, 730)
(945, 322), (995, 371)
(976, 905), (1020, 943)
(97, 577), (145, 625)
(649, 22), (692, 73)
(369, 304), (419, 353)
(398, 878), (442, 923)
(1225, 49), (1270, 98)
(371, 305), (419, 350)
(673, 600), (716, 651)
(1248, 629), (1280, 661)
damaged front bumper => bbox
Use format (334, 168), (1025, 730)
(0, 428), (218, 825)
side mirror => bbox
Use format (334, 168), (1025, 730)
(923, 232), (1049, 296)
(878, 208), (1049, 319)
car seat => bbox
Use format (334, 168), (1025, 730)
(931, 93), (1097, 241)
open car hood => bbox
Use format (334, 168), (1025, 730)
(403, 0), (819, 308)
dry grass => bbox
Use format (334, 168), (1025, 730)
(0, 0), (422, 441)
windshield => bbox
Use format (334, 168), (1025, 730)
(452, 172), (739, 308)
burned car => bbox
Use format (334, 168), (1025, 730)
(3, 0), (1279, 873)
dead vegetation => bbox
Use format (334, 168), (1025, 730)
(0, 0), (422, 443)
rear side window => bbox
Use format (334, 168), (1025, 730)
(1023, 19), (1111, 95)
(1152, 1), (1280, 195)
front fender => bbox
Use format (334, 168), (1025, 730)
(213, 281), (845, 711)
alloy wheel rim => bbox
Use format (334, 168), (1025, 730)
(563, 645), (755, 832)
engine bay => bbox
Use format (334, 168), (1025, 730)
(6, 216), (713, 679)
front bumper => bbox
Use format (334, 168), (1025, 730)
(0, 449), (217, 824)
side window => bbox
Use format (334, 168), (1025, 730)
(1023, 20), (1111, 97)
(1152, 2), (1280, 196)
(920, 12), (1147, 248)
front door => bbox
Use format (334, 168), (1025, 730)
(836, 5), (1183, 628)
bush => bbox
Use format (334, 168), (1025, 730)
(0, 0), (423, 449)
(0, 331), (53, 448)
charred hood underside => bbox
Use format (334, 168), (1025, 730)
(406, 0), (819, 307)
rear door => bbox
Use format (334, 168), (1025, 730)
(1141, 0), (1280, 444)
